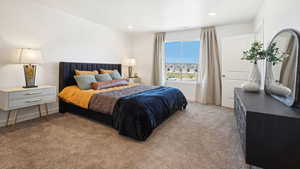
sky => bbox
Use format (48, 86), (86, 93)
(165, 41), (200, 64)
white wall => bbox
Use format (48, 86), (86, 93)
(255, 0), (300, 45)
(131, 33), (155, 85)
(254, 0), (300, 90)
(0, 0), (131, 126)
(131, 23), (254, 101)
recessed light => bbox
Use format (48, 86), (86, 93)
(208, 12), (217, 16)
(128, 25), (133, 29)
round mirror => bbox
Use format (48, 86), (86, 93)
(265, 29), (300, 107)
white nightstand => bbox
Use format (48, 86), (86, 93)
(127, 77), (141, 83)
(0, 85), (56, 126)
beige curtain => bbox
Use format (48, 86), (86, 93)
(153, 32), (166, 86)
(196, 27), (222, 105)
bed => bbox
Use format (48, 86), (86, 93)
(59, 62), (187, 141)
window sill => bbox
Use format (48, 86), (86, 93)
(166, 80), (197, 85)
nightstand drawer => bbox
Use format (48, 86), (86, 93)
(9, 88), (55, 101)
(9, 95), (56, 109)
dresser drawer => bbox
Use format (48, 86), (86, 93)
(9, 88), (55, 101)
(8, 95), (56, 109)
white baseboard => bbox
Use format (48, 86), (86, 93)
(0, 106), (59, 127)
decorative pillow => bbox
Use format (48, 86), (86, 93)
(95, 73), (113, 82)
(99, 69), (118, 74)
(110, 71), (122, 80)
(241, 82), (260, 92)
(74, 75), (97, 90)
(91, 80), (128, 90)
(75, 69), (98, 75)
(269, 83), (291, 97)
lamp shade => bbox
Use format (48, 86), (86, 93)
(126, 58), (136, 66)
(19, 49), (43, 64)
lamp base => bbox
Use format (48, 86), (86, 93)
(128, 66), (133, 78)
(23, 85), (38, 88)
(23, 64), (37, 88)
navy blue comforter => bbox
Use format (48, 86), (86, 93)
(112, 86), (187, 141)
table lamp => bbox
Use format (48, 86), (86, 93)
(19, 48), (43, 88)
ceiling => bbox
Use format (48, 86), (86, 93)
(35, 0), (263, 32)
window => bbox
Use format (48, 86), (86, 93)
(165, 41), (200, 81)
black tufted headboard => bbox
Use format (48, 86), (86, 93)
(59, 62), (122, 92)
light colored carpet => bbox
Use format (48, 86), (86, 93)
(0, 103), (248, 169)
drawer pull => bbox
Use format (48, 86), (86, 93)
(25, 92), (42, 95)
(25, 99), (42, 103)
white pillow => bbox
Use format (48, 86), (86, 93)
(241, 82), (260, 92)
(269, 83), (291, 97)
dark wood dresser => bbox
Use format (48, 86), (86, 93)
(234, 88), (300, 169)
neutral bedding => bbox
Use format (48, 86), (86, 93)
(59, 84), (187, 141)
